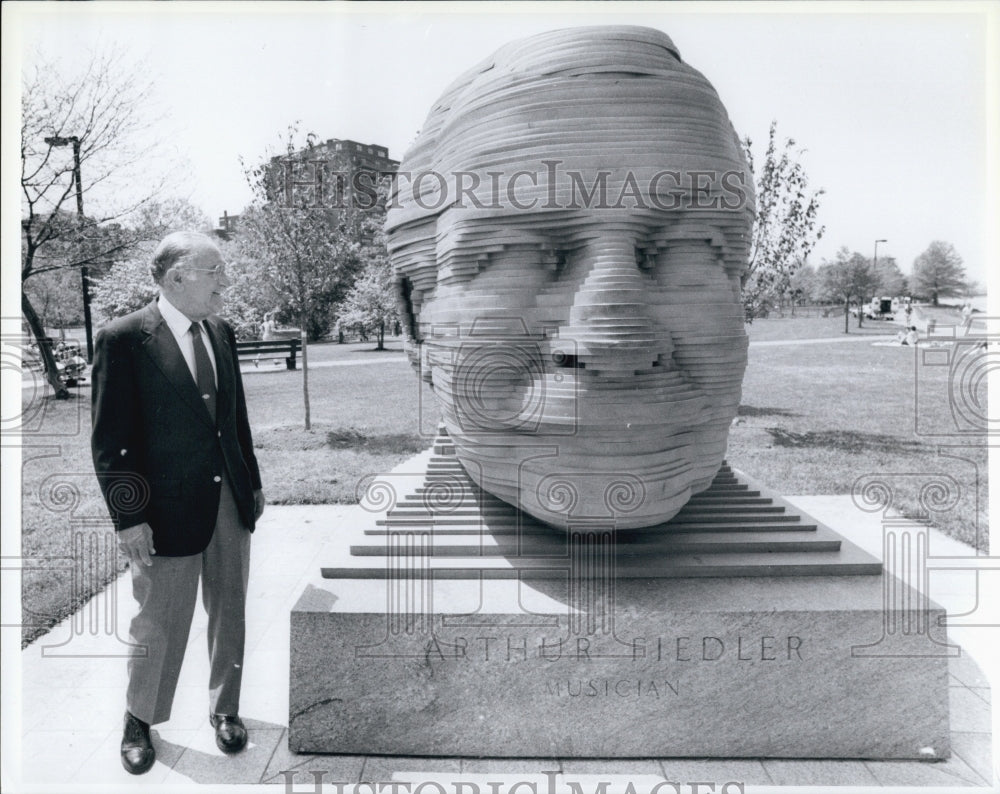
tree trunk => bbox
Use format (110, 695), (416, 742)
(376, 320), (385, 351)
(299, 311), (310, 430)
(22, 290), (70, 399)
(844, 300), (850, 334)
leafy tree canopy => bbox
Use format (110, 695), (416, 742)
(741, 121), (825, 322)
(911, 241), (967, 306)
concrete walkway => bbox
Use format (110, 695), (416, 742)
(749, 335), (898, 347)
(11, 459), (997, 791)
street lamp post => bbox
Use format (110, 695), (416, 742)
(44, 134), (94, 364)
(873, 238), (887, 303)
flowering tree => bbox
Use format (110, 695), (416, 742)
(333, 218), (397, 350)
(89, 243), (159, 322)
(335, 260), (398, 351)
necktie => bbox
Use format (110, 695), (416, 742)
(190, 322), (217, 422)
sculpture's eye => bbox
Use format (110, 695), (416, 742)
(636, 245), (656, 272)
(546, 248), (569, 280)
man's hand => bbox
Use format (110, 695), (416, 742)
(253, 489), (266, 521)
(118, 523), (155, 567)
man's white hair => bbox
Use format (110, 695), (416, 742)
(151, 231), (218, 284)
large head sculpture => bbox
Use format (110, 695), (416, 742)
(386, 26), (753, 530)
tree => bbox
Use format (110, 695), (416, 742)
(741, 121), (825, 322)
(911, 241), (967, 306)
(961, 280), (982, 299)
(128, 197), (213, 241)
(21, 46), (170, 397)
(333, 211), (398, 350)
(216, 238), (283, 341)
(335, 263), (398, 351)
(872, 255), (906, 297)
(235, 128), (366, 429)
(785, 261), (816, 315)
(24, 265), (85, 332)
(89, 243), (160, 322)
(818, 247), (880, 333)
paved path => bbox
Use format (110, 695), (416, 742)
(749, 335), (897, 347)
(240, 355), (406, 374)
(12, 453), (996, 789)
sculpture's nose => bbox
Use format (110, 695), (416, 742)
(559, 234), (670, 373)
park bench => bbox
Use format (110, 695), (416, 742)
(235, 338), (301, 370)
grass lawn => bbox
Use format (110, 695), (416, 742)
(729, 336), (988, 552)
(241, 341), (439, 504)
(18, 322), (989, 646)
(745, 313), (900, 341)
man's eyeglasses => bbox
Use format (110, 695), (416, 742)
(185, 265), (227, 279)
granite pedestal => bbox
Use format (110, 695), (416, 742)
(289, 445), (953, 759)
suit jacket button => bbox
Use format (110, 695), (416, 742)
(213, 475), (222, 483)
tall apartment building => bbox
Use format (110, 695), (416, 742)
(266, 137), (399, 210)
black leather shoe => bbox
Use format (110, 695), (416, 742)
(209, 713), (247, 754)
(121, 711), (155, 775)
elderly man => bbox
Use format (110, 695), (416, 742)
(91, 231), (265, 774)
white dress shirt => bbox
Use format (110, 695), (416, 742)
(158, 294), (218, 387)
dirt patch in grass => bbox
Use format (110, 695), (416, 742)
(737, 405), (801, 418)
(764, 428), (930, 455)
(325, 428), (426, 455)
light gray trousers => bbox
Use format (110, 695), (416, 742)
(125, 477), (251, 725)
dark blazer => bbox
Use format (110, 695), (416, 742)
(91, 300), (263, 556)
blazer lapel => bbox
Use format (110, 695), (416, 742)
(140, 301), (215, 428)
(204, 317), (234, 428)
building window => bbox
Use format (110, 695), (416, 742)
(336, 143), (342, 150)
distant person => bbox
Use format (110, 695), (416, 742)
(261, 312), (277, 342)
(91, 231), (265, 774)
(961, 302), (974, 333)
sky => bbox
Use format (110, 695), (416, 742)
(3, 1), (998, 287)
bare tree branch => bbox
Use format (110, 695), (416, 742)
(20, 44), (178, 397)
